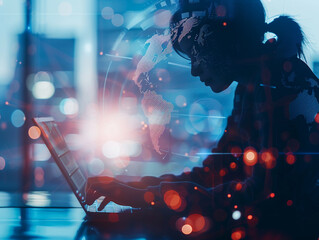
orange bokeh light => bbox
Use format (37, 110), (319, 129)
(270, 193), (275, 198)
(181, 224), (193, 235)
(235, 183), (242, 191)
(260, 150), (276, 169)
(28, 126), (41, 139)
(185, 214), (206, 232)
(164, 190), (182, 210)
(219, 169), (226, 177)
(247, 215), (253, 220)
(286, 154), (296, 165)
(243, 147), (257, 166)
(231, 231), (243, 240)
(227, 194), (232, 198)
(230, 162), (237, 169)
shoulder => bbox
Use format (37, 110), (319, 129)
(254, 56), (319, 123)
(278, 57), (319, 124)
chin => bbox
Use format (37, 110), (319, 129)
(203, 75), (233, 93)
(208, 81), (232, 93)
(209, 85), (226, 93)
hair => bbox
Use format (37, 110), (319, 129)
(266, 15), (305, 59)
(170, 0), (305, 60)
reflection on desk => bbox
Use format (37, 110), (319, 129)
(0, 191), (80, 208)
(0, 207), (180, 240)
(0, 208), (85, 239)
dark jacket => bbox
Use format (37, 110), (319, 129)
(129, 53), (319, 236)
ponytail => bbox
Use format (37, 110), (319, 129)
(265, 16), (305, 59)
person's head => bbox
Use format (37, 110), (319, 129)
(170, 0), (305, 92)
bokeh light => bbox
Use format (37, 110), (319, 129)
(59, 98), (79, 116)
(260, 150), (276, 169)
(102, 141), (121, 158)
(164, 190), (183, 211)
(185, 214), (206, 232)
(34, 144), (51, 161)
(232, 210), (241, 220)
(0, 157), (5, 170)
(32, 81), (55, 99)
(120, 140), (142, 157)
(30, 71), (55, 99)
(235, 182), (242, 191)
(175, 95), (187, 108)
(230, 162), (237, 169)
(28, 126), (41, 140)
(181, 224), (193, 235)
(287, 200), (293, 206)
(231, 229), (245, 240)
(286, 153), (296, 165)
(101, 7), (114, 20)
(111, 14), (124, 27)
(243, 147), (258, 166)
(11, 109), (25, 128)
(189, 99), (224, 135)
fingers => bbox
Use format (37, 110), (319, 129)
(85, 188), (104, 205)
(85, 181), (115, 205)
(98, 197), (111, 211)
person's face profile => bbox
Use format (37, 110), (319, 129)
(178, 25), (235, 93)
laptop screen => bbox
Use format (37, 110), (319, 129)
(34, 118), (87, 204)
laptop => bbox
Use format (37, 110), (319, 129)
(33, 117), (135, 219)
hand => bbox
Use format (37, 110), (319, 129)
(85, 177), (148, 210)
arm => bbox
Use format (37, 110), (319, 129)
(126, 114), (247, 189)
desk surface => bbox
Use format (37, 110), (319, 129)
(0, 207), (86, 240)
(1, 192), (317, 240)
(0, 191), (183, 240)
(0, 191), (175, 240)
(0, 207), (184, 240)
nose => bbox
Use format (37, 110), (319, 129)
(190, 60), (202, 77)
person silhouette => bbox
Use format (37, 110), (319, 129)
(86, 0), (319, 237)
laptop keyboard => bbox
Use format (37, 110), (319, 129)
(87, 200), (132, 213)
